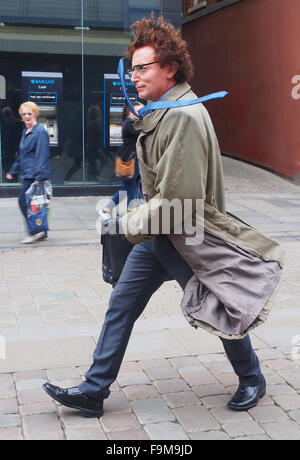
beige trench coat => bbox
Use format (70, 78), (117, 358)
(121, 82), (284, 339)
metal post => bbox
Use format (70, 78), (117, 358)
(123, 0), (129, 30)
(0, 115), (2, 184)
(81, 0), (86, 183)
(0, 75), (6, 184)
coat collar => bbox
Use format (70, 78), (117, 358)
(24, 122), (40, 136)
(135, 81), (192, 133)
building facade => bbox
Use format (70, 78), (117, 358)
(0, 0), (181, 196)
(182, 0), (300, 181)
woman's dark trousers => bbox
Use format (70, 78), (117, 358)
(18, 179), (35, 234)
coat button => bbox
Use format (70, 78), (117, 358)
(261, 255), (271, 262)
(229, 225), (240, 236)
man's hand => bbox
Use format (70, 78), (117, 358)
(103, 217), (124, 236)
(6, 173), (13, 180)
(35, 180), (41, 185)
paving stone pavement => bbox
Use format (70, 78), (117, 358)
(0, 157), (300, 441)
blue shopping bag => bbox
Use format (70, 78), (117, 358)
(27, 206), (49, 234)
(25, 182), (51, 235)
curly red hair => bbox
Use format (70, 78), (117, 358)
(126, 14), (194, 84)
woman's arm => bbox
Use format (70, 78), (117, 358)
(34, 128), (50, 182)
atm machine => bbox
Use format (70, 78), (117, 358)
(103, 74), (139, 152)
(21, 71), (63, 149)
(38, 105), (58, 145)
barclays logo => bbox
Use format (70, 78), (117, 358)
(113, 81), (134, 87)
(30, 79), (55, 85)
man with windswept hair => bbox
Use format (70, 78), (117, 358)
(43, 16), (283, 417)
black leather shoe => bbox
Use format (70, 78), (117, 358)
(43, 383), (103, 418)
(227, 376), (266, 411)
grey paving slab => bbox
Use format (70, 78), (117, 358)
(131, 398), (175, 424)
(144, 421), (189, 440)
(102, 391), (131, 414)
(22, 413), (65, 440)
(252, 308), (300, 354)
(117, 372), (151, 387)
(290, 410), (300, 423)
(124, 329), (191, 360)
(145, 366), (180, 381)
(0, 398), (19, 415)
(211, 406), (251, 423)
(272, 394), (300, 411)
(163, 391), (200, 408)
(100, 412), (141, 433)
(190, 430), (230, 440)
(123, 384), (159, 401)
(154, 378), (189, 394)
(107, 429), (149, 440)
(64, 426), (107, 440)
(172, 405), (220, 433)
(261, 421), (300, 440)
(170, 327), (224, 355)
(248, 405), (289, 423)
(19, 401), (57, 416)
(0, 414), (21, 428)
(0, 427), (24, 440)
(222, 420), (265, 438)
(139, 358), (171, 370)
(0, 337), (96, 373)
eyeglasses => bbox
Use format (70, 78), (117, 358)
(127, 60), (160, 78)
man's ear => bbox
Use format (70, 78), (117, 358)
(167, 62), (178, 80)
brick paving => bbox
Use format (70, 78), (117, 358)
(0, 157), (300, 440)
(0, 350), (300, 440)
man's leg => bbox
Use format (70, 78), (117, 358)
(220, 335), (262, 386)
(78, 240), (173, 400)
(221, 333), (266, 410)
(43, 237), (193, 416)
(153, 237), (262, 388)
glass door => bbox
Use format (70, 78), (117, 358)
(83, 0), (131, 185)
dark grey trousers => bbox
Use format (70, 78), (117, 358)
(79, 236), (262, 400)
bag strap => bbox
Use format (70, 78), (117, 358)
(117, 58), (228, 120)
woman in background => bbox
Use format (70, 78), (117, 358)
(1, 106), (19, 177)
(6, 101), (51, 244)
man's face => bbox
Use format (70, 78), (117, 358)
(131, 46), (176, 101)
